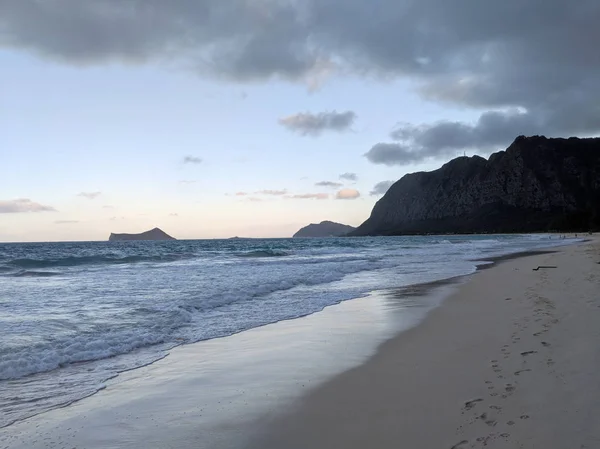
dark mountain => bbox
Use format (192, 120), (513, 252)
(293, 221), (356, 238)
(351, 136), (600, 236)
(108, 227), (175, 241)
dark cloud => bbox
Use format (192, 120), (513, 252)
(315, 181), (343, 188)
(54, 220), (79, 224)
(279, 111), (356, 136)
(286, 193), (329, 200)
(256, 189), (287, 195)
(370, 181), (394, 196)
(2, 0), (599, 151)
(0, 199), (56, 213)
(367, 110), (546, 165)
(183, 156), (202, 165)
(335, 189), (360, 200)
(78, 191), (101, 200)
(339, 173), (358, 182)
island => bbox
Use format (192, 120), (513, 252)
(108, 227), (176, 241)
(350, 135), (600, 236)
(293, 221), (356, 238)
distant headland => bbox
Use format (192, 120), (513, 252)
(108, 228), (175, 241)
(293, 221), (356, 238)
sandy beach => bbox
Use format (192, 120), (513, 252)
(250, 238), (600, 449)
(2, 238), (598, 449)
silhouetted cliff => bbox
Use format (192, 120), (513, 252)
(109, 228), (175, 241)
(352, 136), (600, 235)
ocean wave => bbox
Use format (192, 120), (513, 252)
(236, 250), (291, 258)
(11, 270), (62, 278)
(6, 254), (192, 269)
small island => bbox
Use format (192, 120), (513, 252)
(293, 221), (356, 238)
(108, 227), (175, 241)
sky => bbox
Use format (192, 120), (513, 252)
(1, 0), (599, 242)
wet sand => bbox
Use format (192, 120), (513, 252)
(249, 238), (600, 449)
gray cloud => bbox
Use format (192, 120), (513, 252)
(78, 191), (101, 200)
(339, 173), (358, 182)
(256, 189), (287, 195)
(279, 111), (356, 136)
(0, 199), (56, 213)
(2, 0), (599, 152)
(335, 189), (360, 200)
(315, 181), (343, 188)
(54, 220), (79, 224)
(183, 156), (202, 165)
(367, 110), (547, 165)
(370, 181), (394, 196)
(286, 193), (329, 200)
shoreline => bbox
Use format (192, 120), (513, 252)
(248, 238), (600, 449)
(1, 239), (590, 448)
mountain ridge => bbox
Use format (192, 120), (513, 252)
(351, 136), (600, 236)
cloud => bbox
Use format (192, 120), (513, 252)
(256, 189), (288, 196)
(2, 0), (598, 152)
(179, 180), (197, 184)
(235, 192), (248, 196)
(339, 173), (358, 182)
(183, 156), (202, 164)
(54, 220), (79, 224)
(169, 213), (179, 217)
(0, 199), (56, 213)
(279, 111), (356, 136)
(78, 191), (101, 200)
(286, 193), (329, 200)
(315, 181), (343, 188)
(102, 205), (115, 209)
(370, 181), (394, 196)
(335, 189), (360, 200)
(367, 110), (544, 166)
(247, 197), (263, 202)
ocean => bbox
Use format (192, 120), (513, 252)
(0, 235), (573, 428)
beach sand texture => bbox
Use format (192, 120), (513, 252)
(250, 238), (600, 449)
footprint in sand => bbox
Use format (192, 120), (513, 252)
(514, 369), (532, 376)
(521, 350), (538, 356)
(520, 415), (530, 420)
(505, 384), (516, 393)
(485, 420), (497, 427)
(541, 341), (551, 347)
(489, 405), (502, 411)
(450, 440), (469, 449)
(464, 398), (484, 410)
(507, 421), (515, 426)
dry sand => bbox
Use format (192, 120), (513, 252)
(249, 238), (600, 449)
